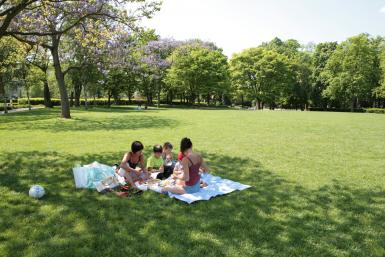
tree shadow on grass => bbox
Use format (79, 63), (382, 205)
(73, 106), (168, 113)
(0, 109), (179, 132)
(0, 151), (384, 257)
(0, 109), (59, 125)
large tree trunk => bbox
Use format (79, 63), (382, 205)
(255, 99), (260, 110)
(43, 77), (53, 108)
(350, 96), (356, 112)
(157, 82), (160, 108)
(84, 84), (88, 110)
(0, 80), (7, 114)
(107, 91), (111, 107)
(74, 82), (82, 107)
(70, 91), (74, 107)
(50, 40), (71, 119)
(127, 90), (132, 104)
(26, 88), (31, 110)
(169, 91), (173, 104)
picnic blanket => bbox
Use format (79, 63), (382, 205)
(72, 162), (251, 203)
(166, 173), (251, 204)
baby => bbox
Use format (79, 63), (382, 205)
(173, 155), (185, 186)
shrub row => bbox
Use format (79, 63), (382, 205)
(18, 98), (149, 106)
(364, 108), (385, 114)
(308, 107), (366, 113)
(17, 98), (222, 107)
(13, 98), (385, 113)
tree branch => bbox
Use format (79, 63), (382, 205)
(0, 0), (38, 36)
(10, 34), (53, 50)
(63, 65), (81, 76)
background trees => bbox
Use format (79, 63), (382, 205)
(5, 0), (161, 118)
(230, 47), (293, 109)
(165, 42), (229, 105)
(321, 34), (378, 111)
(0, 36), (27, 113)
(310, 42), (338, 108)
(2, 5), (385, 115)
(230, 35), (385, 111)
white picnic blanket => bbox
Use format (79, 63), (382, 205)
(167, 173), (251, 204)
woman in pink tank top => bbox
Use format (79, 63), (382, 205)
(160, 137), (209, 195)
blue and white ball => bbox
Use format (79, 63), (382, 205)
(29, 185), (45, 199)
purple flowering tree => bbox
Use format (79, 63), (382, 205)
(141, 38), (180, 107)
(0, 0), (39, 37)
(5, 0), (160, 118)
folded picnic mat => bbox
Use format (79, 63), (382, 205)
(72, 162), (115, 189)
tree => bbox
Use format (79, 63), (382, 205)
(0, 36), (26, 113)
(141, 38), (180, 107)
(230, 47), (293, 109)
(262, 37), (301, 59)
(165, 43), (229, 105)
(322, 34), (377, 111)
(27, 46), (53, 107)
(7, 0), (161, 118)
(0, 0), (38, 37)
(371, 37), (385, 107)
(311, 42), (338, 108)
(259, 38), (315, 109)
(289, 51), (313, 110)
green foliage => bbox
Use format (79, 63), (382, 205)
(311, 42), (338, 107)
(322, 34), (378, 109)
(165, 44), (229, 104)
(365, 108), (385, 114)
(230, 47), (294, 108)
(0, 36), (27, 99)
(374, 39), (385, 98)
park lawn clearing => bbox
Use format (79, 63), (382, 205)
(1, 106), (385, 257)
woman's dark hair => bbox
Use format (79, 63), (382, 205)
(180, 137), (192, 153)
(131, 141), (144, 153)
(153, 144), (163, 153)
(163, 142), (173, 149)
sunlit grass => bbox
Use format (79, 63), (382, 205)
(1, 106), (385, 257)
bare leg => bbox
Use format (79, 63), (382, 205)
(125, 173), (137, 188)
(162, 185), (186, 195)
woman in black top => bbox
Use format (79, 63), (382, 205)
(119, 141), (148, 187)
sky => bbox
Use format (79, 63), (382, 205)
(142, 0), (385, 57)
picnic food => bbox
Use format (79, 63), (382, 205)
(159, 179), (173, 187)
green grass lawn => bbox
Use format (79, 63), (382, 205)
(1, 106), (385, 257)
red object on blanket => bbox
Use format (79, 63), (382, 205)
(115, 192), (129, 197)
(178, 152), (184, 161)
(120, 185), (130, 191)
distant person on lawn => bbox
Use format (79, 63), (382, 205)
(119, 141), (148, 187)
(156, 138), (209, 194)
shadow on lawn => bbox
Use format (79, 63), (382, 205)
(0, 109), (59, 125)
(0, 108), (178, 132)
(72, 106), (168, 113)
(1, 151), (385, 257)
